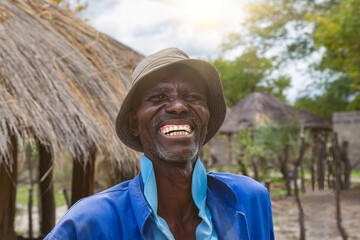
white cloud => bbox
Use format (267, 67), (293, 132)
(82, 0), (316, 101)
(85, 0), (244, 57)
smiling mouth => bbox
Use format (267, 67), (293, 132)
(159, 124), (192, 136)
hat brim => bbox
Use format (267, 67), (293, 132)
(116, 58), (226, 152)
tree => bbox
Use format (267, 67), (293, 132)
(294, 75), (356, 119)
(221, 0), (333, 61)
(222, 0), (359, 112)
(211, 49), (290, 107)
(310, 0), (360, 109)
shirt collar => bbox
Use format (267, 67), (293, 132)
(140, 155), (217, 239)
(140, 155), (207, 215)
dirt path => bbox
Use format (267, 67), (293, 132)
(272, 189), (360, 240)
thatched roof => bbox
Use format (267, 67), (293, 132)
(0, 0), (143, 173)
(219, 92), (332, 134)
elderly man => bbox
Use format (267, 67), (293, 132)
(45, 48), (274, 240)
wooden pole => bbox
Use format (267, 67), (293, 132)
(311, 140), (316, 191)
(62, 188), (71, 209)
(293, 136), (306, 240)
(341, 141), (351, 190)
(333, 133), (348, 240)
(71, 147), (96, 206)
(327, 157), (333, 190)
(284, 143), (291, 196)
(28, 188), (33, 238)
(25, 143), (34, 238)
(226, 133), (232, 163)
(317, 135), (325, 190)
(0, 134), (18, 240)
(38, 140), (55, 237)
(300, 163), (306, 193)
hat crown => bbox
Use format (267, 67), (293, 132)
(132, 48), (189, 86)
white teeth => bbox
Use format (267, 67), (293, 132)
(161, 125), (192, 135)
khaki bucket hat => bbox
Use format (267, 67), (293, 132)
(115, 47), (226, 152)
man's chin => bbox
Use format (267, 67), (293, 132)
(151, 146), (199, 165)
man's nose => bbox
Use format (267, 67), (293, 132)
(164, 98), (189, 114)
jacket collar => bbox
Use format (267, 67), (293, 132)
(129, 172), (250, 240)
(207, 174), (250, 240)
(128, 173), (154, 240)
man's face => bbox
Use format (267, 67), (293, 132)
(128, 68), (210, 165)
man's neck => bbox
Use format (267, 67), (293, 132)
(147, 155), (201, 228)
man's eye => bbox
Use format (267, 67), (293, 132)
(184, 94), (202, 101)
(149, 94), (166, 101)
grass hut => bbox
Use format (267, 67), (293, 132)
(0, 0), (143, 238)
(220, 92), (331, 134)
(218, 92), (331, 161)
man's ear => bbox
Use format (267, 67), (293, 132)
(126, 112), (139, 137)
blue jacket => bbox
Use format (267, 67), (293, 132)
(45, 173), (274, 240)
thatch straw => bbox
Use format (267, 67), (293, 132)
(0, 0), (143, 175)
(219, 92), (332, 134)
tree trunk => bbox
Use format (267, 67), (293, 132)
(237, 157), (248, 176)
(284, 144), (291, 196)
(0, 134), (18, 240)
(301, 163), (306, 193)
(226, 133), (232, 163)
(71, 148), (96, 206)
(251, 158), (259, 181)
(332, 133), (348, 240)
(341, 141), (351, 190)
(311, 142), (316, 192)
(38, 141), (55, 237)
(317, 135), (326, 190)
(293, 137), (306, 240)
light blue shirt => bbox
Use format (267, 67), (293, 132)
(140, 155), (218, 240)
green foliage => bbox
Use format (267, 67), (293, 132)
(351, 170), (360, 178)
(210, 49), (290, 107)
(310, 0), (360, 108)
(271, 188), (288, 197)
(294, 75), (356, 119)
(16, 185), (67, 212)
(222, 0), (359, 116)
(238, 130), (267, 161)
(221, 0), (328, 60)
(235, 122), (309, 180)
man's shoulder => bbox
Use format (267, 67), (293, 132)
(44, 178), (138, 240)
(208, 172), (265, 189)
(63, 179), (133, 218)
(207, 172), (269, 198)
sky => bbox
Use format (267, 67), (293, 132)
(77, 0), (316, 102)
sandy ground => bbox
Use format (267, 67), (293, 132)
(16, 189), (360, 239)
(272, 188), (360, 240)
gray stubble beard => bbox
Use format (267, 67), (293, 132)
(146, 140), (200, 164)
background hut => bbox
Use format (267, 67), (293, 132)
(217, 92), (331, 163)
(0, 0), (143, 238)
(220, 92), (332, 134)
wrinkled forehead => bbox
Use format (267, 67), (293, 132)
(132, 64), (209, 106)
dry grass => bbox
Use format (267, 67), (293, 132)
(0, 0), (143, 177)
